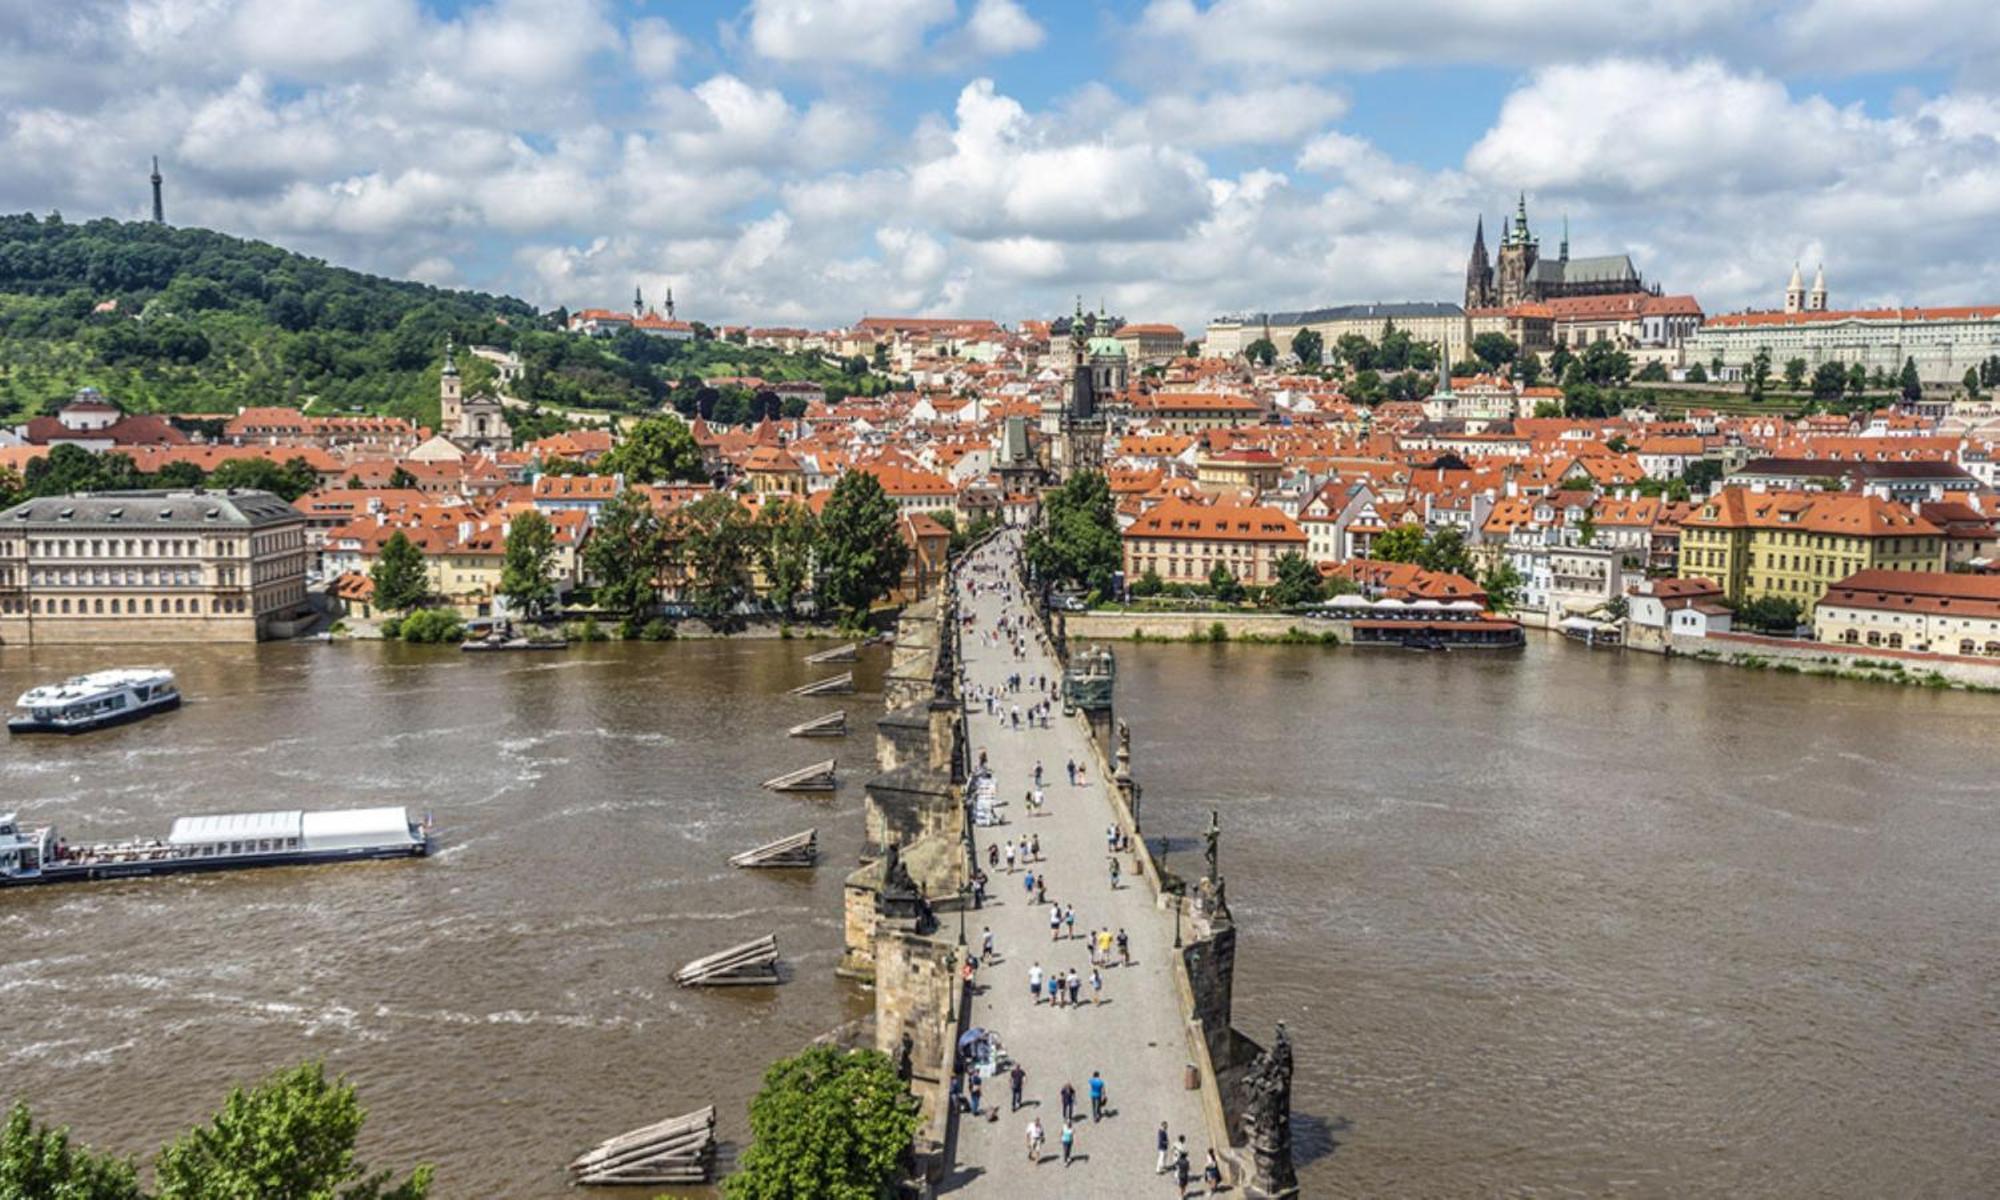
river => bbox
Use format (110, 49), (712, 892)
(1106, 636), (2000, 1197)
(4, 637), (1997, 1196)
(1, 639), (878, 1197)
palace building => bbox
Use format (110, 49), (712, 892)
(0, 489), (311, 645)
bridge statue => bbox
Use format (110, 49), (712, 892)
(1240, 1023), (1299, 1198)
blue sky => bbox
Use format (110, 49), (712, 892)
(3, 0), (1998, 331)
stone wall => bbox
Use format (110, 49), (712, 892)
(1064, 610), (1346, 642)
(0, 613), (265, 644)
(1671, 630), (2000, 690)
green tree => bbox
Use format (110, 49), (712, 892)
(1471, 332), (1518, 370)
(1532, 400), (1563, 418)
(1269, 551), (1323, 607)
(1575, 510), (1597, 546)
(1023, 471), (1121, 597)
(387, 466), (417, 490)
(369, 532), (430, 614)
(1635, 361), (1668, 383)
(1547, 344), (1574, 384)
(1516, 351), (1543, 387)
(1812, 360), (1850, 402)
(1686, 361), (1709, 384)
(153, 1062), (431, 1200)
(396, 608), (465, 644)
(723, 1046), (920, 1200)
(815, 471), (907, 627)
(599, 417), (705, 484)
(755, 498), (817, 615)
(582, 488), (664, 616)
(1480, 562), (1523, 614)
(1783, 357), (1808, 391)
(1749, 347), (1772, 400)
(207, 456), (318, 502)
(499, 509), (558, 619)
(0, 1102), (142, 1200)
(1417, 526), (1475, 578)
(1129, 568), (1163, 598)
(1966, 366), (1982, 396)
(679, 495), (756, 620)
(1899, 356), (1922, 405)
(1736, 595), (1803, 633)
(1289, 328), (1323, 369)
(871, 342), (890, 371)
(1847, 363), (1868, 397)
(1208, 564), (1244, 603)
(1243, 337), (1277, 367)
(1334, 334), (1374, 373)
(0, 465), (23, 510)
(1370, 522), (1426, 564)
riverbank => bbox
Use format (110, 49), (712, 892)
(1064, 610), (1345, 644)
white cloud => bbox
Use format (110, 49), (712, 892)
(1779, 0), (2000, 72)
(962, 0), (1045, 56)
(628, 16), (687, 78)
(229, 0), (420, 76)
(747, 0), (956, 68)
(1136, 0), (1752, 73)
(909, 79), (1213, 241)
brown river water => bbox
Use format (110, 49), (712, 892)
(4, 636), (1998, 1197)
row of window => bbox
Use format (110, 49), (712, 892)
(13, 594), (254, 616)
(30, 568), (202, 587)
(17, 537), (222, 558)
(1835, 628), (2000, 655)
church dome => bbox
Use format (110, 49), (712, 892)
(1086, 336), (1127, 357)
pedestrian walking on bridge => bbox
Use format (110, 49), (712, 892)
(1089, 1070), (1106, 1122)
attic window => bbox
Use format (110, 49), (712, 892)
(57, 507), (74, 520)
(158, 509), (173, 520)
(107, 507), (124, 520)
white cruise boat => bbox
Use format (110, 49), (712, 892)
(8, 668), (181, 735)
(0, 807), (435, 887)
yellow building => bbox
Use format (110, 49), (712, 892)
(1678, 486), (1944, 608)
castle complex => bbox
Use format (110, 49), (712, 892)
(1464, 195), (1656, 310)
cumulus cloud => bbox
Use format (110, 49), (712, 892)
(4, 0), (2000, 333)
(1136, 0), (1752, 73)
(747, 0), (957, 68)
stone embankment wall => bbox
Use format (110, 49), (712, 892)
(1669, 631), (2000, 690)
(1064, 610), (1346, 642)
(839, 545), (989, 1191)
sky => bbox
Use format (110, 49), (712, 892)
(4, 0), (1999, 334)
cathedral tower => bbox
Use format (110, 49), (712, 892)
(1495, 193), (1538, 307)
(1784, 263), (1805, 314)
(1464, 216), (1494, 309)
(1808, 264), (1827, 312)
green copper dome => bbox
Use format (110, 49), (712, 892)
(1086, 335), (1126, 357)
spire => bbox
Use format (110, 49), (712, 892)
(442, 334), (458, 376)
(1787, 261), (1803, 291)
(1785, 262), (1805, 315)
(1809, 263), (1827, 312)
(634, 283), (644, 314)
(1472, 215), (1487, 256)
(149, 156), (164, 225)
(1560, 213), (1569, 262)
(665, 286), (675, 320)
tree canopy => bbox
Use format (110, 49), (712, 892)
(581, 488), (665, 616)
(815, 471), (908, 626)
(1024, 471), (1121, 598)
(2, 1063), (429, 1200)
(499, 509), (558, 618)
(597, 416), (705, 484)
(723, 1046), (920, 1200)
(369, 531), (430, 613)
(1269, 551), (1323, 607)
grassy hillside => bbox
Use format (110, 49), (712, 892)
(0, 214), (886, 428)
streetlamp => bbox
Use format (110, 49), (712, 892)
(1172, 879), (1183, 949)
(958, 882), (969, 947)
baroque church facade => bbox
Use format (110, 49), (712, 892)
(438, 338), (512, 455)
(1464, 196), (1658, 310)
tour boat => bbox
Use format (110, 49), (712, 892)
(7, 668), (181, 735)
(0, 807), (435, 887)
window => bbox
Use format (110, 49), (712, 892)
(1887, 632), (1903, 649)
(1842, 629), (1859, 644)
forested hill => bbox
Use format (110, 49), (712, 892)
(0, 214), (886, 429)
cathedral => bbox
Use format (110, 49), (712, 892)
(1464, 195), (1656, 310)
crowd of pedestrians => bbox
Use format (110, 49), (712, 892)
(951, 536), (1226, 1196)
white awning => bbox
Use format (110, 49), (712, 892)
(168, 810), (303, 846)
(301, 807), (418, 851)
